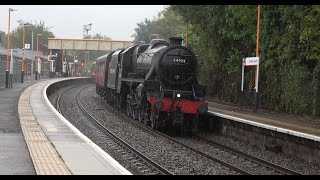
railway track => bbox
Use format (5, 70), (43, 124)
(191, 134), (302, 175)
(56, 85), (78, 114)
(57, 85), (173, 175)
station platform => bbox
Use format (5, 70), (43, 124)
(208, 101), (320, 141)
(0, 78), (131, 175)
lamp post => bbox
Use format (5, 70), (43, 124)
(73, 50), (75, 77)
(31, 29), (34, 80)
(253, 5), (261, 113)
(6, 8), (17, 88)
(18, 21), (31, 83)
(61, 49), (64, 76)
(49, 49), (52, 78)
(36, 34), (42, 80)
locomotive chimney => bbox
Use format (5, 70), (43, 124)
(169, 37), (183, 46)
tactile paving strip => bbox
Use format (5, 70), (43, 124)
(18, 84), (72, 175)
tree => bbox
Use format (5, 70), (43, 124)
(132, 18), (154, 43)
(132, 7), (185, 44)
(1, 20), (55, 52)
(172, 5), (257, 99)
(171, 5), (320, 119)
(0, 30), (5, 47)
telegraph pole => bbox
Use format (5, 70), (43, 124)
(18, 21), (31, 83)
(22, 24), (25, 83)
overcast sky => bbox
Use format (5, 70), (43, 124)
(0, 5), (165, 41)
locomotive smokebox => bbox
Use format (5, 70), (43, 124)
(169, 37), (183, 46)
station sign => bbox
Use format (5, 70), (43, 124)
(243, 57), (259, 66)
(24, 44), (30, 50)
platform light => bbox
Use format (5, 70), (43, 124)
(36, 34), (42, 80)
(18, 21), (31, 83)
(6, 8), (18, 88)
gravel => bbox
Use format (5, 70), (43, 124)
(196, 132), (320, 175)
(175, 137), (281, 175)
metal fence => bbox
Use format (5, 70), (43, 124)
(1, 55), (21, 88)
(0, 49), (48, 88)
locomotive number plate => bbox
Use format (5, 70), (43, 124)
(173, 58), (186, 63)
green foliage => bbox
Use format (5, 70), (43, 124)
(132, 6), (185, 44)
(2, 20), (55, 51)
(313, 62), (320, 116)
(0, 30), (5, 46)
(171, 5), (320, 118)
(281, 63), (312, 115)
(132, 18), (153, 43)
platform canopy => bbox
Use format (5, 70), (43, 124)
(48, 38), (134, 51)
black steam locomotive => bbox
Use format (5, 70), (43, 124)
(95, 37), (208, 135)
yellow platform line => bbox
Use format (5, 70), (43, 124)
(18, 83), (71, 175)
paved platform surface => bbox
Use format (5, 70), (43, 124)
(0, 79), (44, 175)
(19, 82), (71, 175)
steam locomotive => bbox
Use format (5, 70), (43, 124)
(95, 37), (208, 135)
